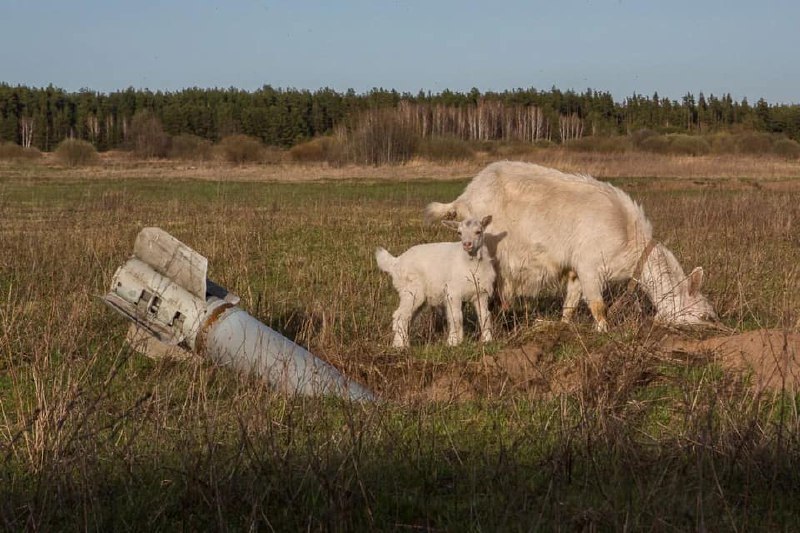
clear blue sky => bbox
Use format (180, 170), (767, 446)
(1, 0), (798, 104)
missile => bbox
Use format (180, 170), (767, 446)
(103, 227), (374, 401)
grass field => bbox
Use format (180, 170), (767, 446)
(2, 160), (800, 530)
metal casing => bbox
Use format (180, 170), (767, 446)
(103, 227), (374, 401)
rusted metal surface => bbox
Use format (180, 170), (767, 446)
(194, 300), (235, 357)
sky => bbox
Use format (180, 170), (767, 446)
(1, 0), (798, 104)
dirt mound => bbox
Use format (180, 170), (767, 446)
(420, 343), (548, 403)
(660, 328), (800, 393)
(408, 328), (800, 403)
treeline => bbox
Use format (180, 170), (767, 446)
(1, 83), (799, 152)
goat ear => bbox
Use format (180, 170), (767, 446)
(441, 220), (460, 231)
(687, 267), (704, 296)
(480, 215), (492, 228)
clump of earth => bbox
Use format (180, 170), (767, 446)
(403, 325), (800, 403)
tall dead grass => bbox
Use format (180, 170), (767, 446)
(4, 149), (800, 184)
(1, 178), (799, 529)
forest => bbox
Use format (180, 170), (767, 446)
(1, 83), (799, 152)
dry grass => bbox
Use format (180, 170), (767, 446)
(1, 168), (800, 529)
(2, 149), (800, 183)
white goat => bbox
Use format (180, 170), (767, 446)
(425, 161), (716, 331)
(375, 216), (495, 348)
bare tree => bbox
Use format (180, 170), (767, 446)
(128, 110), (170, 158)
(86, 114), (100, 145)
(20, 116), (34, 148)
(559, 113), (584, 143)
(375, 100), (568, 144)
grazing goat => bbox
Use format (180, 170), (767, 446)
(376, 216), (495, 348)
(425, 161), (716, 331)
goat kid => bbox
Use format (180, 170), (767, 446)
(376, 216), (495, 348)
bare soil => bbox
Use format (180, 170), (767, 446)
(132, 321), (800, 402)
(660, 328), (800, 393)
(403, 327), (800, 403)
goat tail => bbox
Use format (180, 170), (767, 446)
(374, 247), (397, 274)
(424, 201), (465, 225)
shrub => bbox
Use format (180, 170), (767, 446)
(667, 134), (710, 156)
(169, 134), (213, 161)
(335, 109), (417, 166)
(631, 129), (658, 148)
(773, 138), (800, 159)
(0, 142), (41, 162)
(54, 138), (98, 167)
(565, 136), (630, 153)
(639, 135), (671, 154)
(638, 134), (709, 156)
(289, 137), (333, 163)
(473, 141), (499, 156)
(494, 141), (538, 157)
(709, 132), (739, 154)
(262, 146), (286, 165)
(216, 134), (264, 164)
(417, 136), (474, 162)
(735, 131), (773, 155)
(128, 110), (171, 158)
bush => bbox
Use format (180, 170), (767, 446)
(289, 137), (333, 163)
(773, 138), (800, 159)
(262, 146), (286, 165)
(735, 132), (773, 155)
(533, 139), (555, 149)
(216, 134), (264, 164)
(128, 110), (171, 158)
(565, 136), (630, 153)
(493, 141), (539, 157)
(335, 109), (417, 166)
(639, 135), (671, 154)
(709, 132), (739, 154)
(169, 134), (213, 161)
(417, 136), (474, 162)
(631, 129), (658, 148)
(0, 142), (41, 162)
(54, 138), (98, 167)
(667, 134), (710, 156)
(638, 134), (709, 156)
